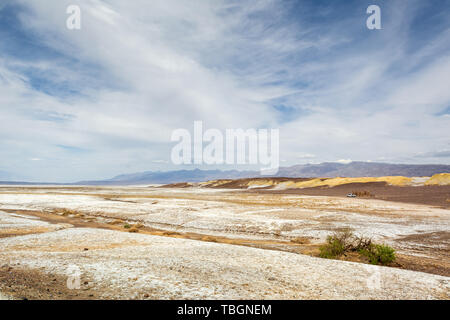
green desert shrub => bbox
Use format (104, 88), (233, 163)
(360, 244), (396, 265)
(319, 236), (346, 258)
(319, 230), (396, 265)
(319, 229), (353, 258)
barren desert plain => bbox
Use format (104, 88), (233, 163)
(0, 179), (449, 300)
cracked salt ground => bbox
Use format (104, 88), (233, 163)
(0, 227), (449, 299)
(0, 187), (449, 299)
(0, 190), (448, 244)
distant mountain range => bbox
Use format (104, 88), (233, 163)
(275, 162), (450, 178)
(1, 162), (450, 185)
(76, 169), (257, 185)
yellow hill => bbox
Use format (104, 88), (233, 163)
(273, 176), (413, 189)
(197, 174), (450, 189)
(424, 173), (450, 185)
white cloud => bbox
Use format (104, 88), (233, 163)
(296, 153), (316, 159)
(0, 0), (449, 181)
(336, 159), (353, 164)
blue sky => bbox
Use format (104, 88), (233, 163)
(0, 0), (450, 182)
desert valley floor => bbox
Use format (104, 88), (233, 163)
(0, 185), (449, 299)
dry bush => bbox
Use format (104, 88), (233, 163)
(351, 190), (373, 198)
(108, 219), (124, 225)
(319, 229), (353, 258)
(162, 231), (181, 236)
(290, 237), (310, 245)
(319, 229), (395, 265)
(332, 228), (355, 252)
(352, 236), (373, 251)
(128, 226), (139, 233)
(272, 230), (282, 237)
(280, 223), (296, 232)
(201, 236), (218, 242)
(56, 208), (79, 216)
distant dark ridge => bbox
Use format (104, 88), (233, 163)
(74, 162), (450, 185)
(75, 168), (258, 185)
(2, 162), (449, 186)
(275, 162), (450, 178)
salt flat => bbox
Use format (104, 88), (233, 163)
(0, 186), (449, 299)
(1, 227), (448, 299)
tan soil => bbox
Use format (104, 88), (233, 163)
(0, 265), (96, 300)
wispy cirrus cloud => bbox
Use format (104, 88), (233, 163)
(0, 0), (449, 181)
